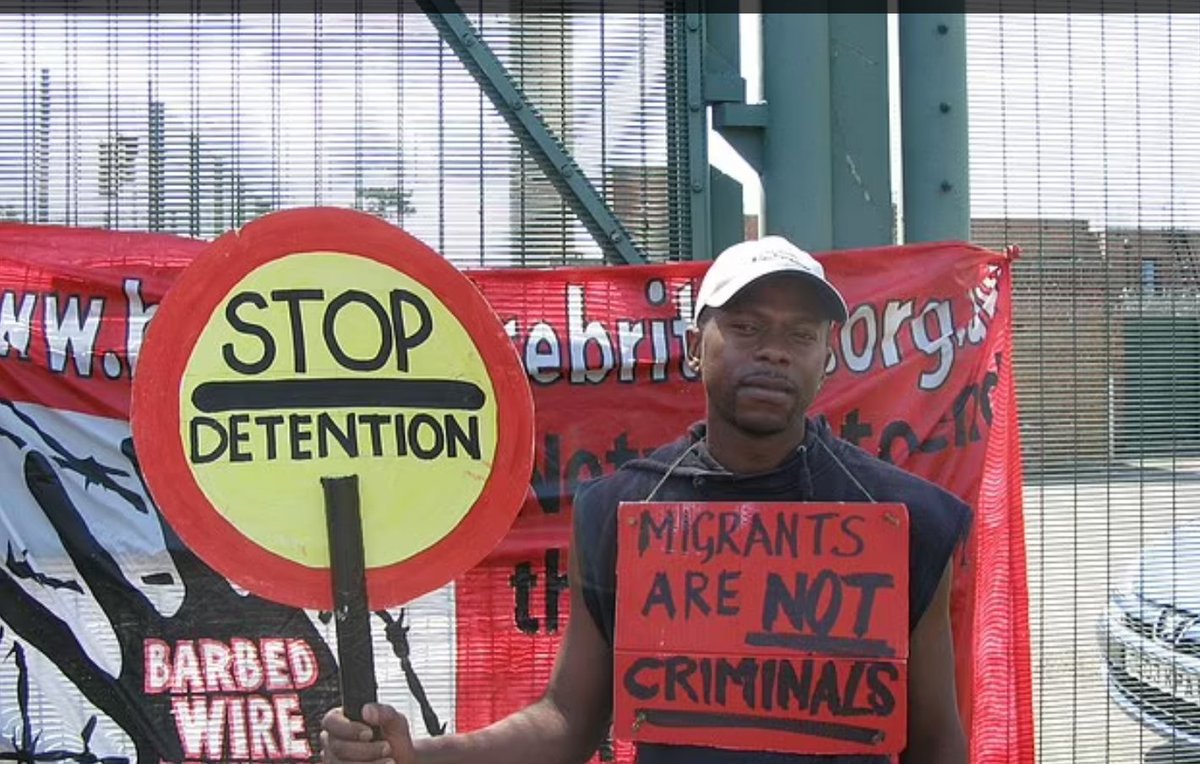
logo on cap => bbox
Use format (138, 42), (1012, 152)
(693, 236), (848, 324)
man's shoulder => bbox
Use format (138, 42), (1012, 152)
(821, 435), (973, 567)
(574, 466), (652, 509)
(574, 433), (695, 515)
(819, 431), (973, 627)
(826, 435), (971, 515)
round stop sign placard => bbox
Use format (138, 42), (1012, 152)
(131, 207), (535, 610)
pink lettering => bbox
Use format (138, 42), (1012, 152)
(143, 638), (171, 694)
(287, 640), (319, 690)
(274, 694), (311, 757)
(171, 695), (226, 759)
(231, 638), (263, 692)
(261, 638), (292, 691)
(226, 695), (250, 759)
(171, 640), (204, 694)
(200, 639), (238, 693)
(247, 696), (281, 759)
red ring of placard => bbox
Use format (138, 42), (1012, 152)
(131, 207), (535, 610)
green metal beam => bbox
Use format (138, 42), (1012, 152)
(703, 13), (744, 105)
(712, 103), (767, 175)
(761, 12), (833, 252)
(715, 10), (894, 251)
(703, 12), (744, 261)
(707, 12), (764, 176)
(829, 13), (893, 248)
(705, 12), (763, 176)
(684, 12), (712, 263)
(417, 0), (647, 264)
(899, 13), (970, 243)
(709, 166), (744, 258)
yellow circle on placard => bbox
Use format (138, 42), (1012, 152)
(178, 251), (497, 570)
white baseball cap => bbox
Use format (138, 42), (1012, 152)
(693, 236), (849, 324)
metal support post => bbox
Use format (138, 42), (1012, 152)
(710, 168), (744, 256)
(899, 12), (970, 243)
(761, 12), (833, 252)
(829, 14), (893, 248)
(703, 11), (744, 259)
(684, 11), (712, 262)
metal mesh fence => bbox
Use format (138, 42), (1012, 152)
(0, 9), (692, 753)
(967, 13), (1200, 762)
(4, 9), (1200, 762)
(0, 10), (692, 267)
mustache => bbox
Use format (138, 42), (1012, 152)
(737, 371), (797, 391)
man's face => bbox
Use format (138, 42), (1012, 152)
(688, 275), (833, 438)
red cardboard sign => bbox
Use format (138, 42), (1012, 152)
(614, 502), (909, 755)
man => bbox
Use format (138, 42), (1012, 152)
(321, 236), (972, 764)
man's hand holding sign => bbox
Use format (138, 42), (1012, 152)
(130, 208), (535, 727)
(208, 228), (967, 764)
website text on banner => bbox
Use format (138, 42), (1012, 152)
(0, 223), (1032, 764)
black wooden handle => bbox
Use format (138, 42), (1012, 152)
(323, 475), (378, 725)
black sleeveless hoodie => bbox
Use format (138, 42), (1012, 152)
(572, 416), (972, 764)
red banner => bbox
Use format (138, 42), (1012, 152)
(0, 222), (1033, 763)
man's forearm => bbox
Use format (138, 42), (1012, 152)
(412, 697), (598, 764)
